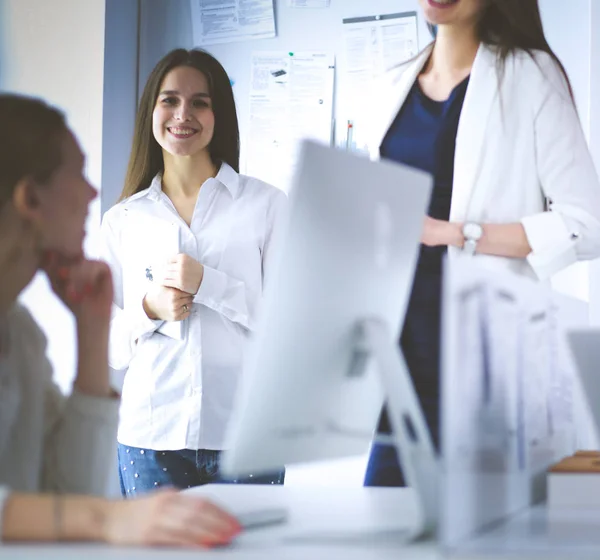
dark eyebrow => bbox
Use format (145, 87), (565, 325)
(158, 90), (211, 98)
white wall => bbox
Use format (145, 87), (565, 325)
(539, 0), (594, 303)
(1, 0), (106, 394)
(589, 2), (600, 326)
(101, 0), (139, 213)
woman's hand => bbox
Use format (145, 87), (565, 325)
(421, 217), (463, 248)
(103, 490), (242, 549)
(143, 285), (193, 322)
(161, 253), (204, 295)
(42, 252), (113, 323)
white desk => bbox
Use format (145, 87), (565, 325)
(0, 486), (593, 559)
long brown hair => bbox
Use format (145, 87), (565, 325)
(119, 49), (240, 202)
(428, 0), (574, 99)
(0, 94), (67, 211)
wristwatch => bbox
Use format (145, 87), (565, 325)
(462, 222), (483, 256)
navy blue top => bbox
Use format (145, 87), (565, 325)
(377, 76), (469, 439)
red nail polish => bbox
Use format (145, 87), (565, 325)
(67, 287), (80, 302)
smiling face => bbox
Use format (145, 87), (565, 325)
(418, 0), (482, 27)
(151, 66), (215, 160)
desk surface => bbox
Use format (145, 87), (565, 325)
(1, 486), (594, 559)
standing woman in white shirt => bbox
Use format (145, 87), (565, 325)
(364, 0), (600, 486)
(101, 49), (287, 496)
(0, 93), (243, 547)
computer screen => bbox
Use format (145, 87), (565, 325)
(221, 141), (436, 517)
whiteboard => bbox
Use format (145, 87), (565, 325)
(199, 0), (429, 174)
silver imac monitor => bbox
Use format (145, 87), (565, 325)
(221, 140), (438, 532)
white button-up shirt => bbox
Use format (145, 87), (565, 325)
(100, 163), (286, 451)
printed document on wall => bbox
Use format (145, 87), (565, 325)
(342, 12), (418, 115)
(246, 51), (334, 192)
(191, 0), (276, 46)
(288, 0), (330, 7)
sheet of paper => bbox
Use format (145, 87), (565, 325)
(442, 275), (530, 549)
(479, 287), (522, 472)
(342, 12), (418, 115)
(190, 0), (276, 46)
(245, 51), (334, 192)
(288, 0), (330, 7)
(521, 301), (554, 471)
(441, 260), (589, 552)
(549, 294), (589, 454)
(444, 284), (485, 468)
(444, 285), (521, 473)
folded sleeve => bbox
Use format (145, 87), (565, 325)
(521, 53), (600, 279)
(100, 211), (163, 370)
(193, 265), (250, 330)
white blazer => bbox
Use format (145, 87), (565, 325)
(366, 43), (600, 280)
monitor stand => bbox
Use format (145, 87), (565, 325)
(350, 318), (439, 539)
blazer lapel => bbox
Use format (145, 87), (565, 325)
(450, 44), (499, 222)
(370, 46), (433, 160)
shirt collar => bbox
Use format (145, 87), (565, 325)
(214, 162), (240, 198)
(145, 162), (239, 201)
(147, 174), (163, 202)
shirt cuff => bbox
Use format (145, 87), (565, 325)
(68, 390), (121, 421)
(521, 212), (578, 280)
(194, 265), (226, 305)
(129, 295), (163, 342)
(193, 266), (250, 328)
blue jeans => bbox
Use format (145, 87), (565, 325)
(118, 444), (285, 498)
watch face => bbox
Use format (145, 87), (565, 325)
(463, 223), (483, 241)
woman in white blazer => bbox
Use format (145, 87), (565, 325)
(0, 94), (241, 547)
(364, 0), (600, 486)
